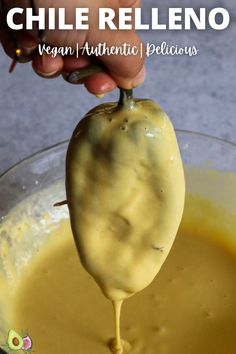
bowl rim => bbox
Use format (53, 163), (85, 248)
(1, 129), (236, 180)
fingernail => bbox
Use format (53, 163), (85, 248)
(132, 66), (146, 88)
(35, 69), (60, 78)
(95, 94), (105, 98)
(36, 53), (60, 77)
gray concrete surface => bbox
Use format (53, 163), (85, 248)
(0, 0), (236, 174)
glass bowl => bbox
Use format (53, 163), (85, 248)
(0, 131), (236, 354)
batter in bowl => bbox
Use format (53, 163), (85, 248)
(9, 194), (236, 354)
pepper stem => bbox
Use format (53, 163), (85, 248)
(118, 88), (135, 110)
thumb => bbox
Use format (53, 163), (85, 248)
(98, 32), (146, 89)
(88, 0), (145, 89)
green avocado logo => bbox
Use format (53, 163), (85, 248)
(2, 329), (33, 353)
(7, 330), (23, 351)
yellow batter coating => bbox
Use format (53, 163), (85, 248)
(66, 91), (185, 302)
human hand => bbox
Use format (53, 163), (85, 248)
(0, 0), (145, 94)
